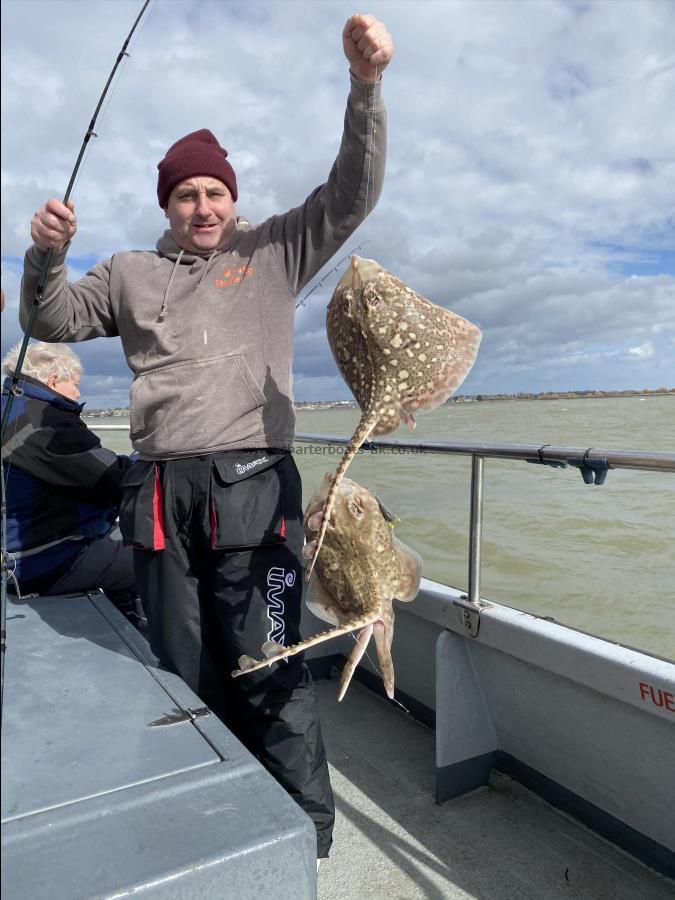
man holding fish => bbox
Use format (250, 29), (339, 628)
(19, 13), (393, 864)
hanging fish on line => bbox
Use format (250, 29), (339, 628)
(304, 255), (482, 580)
(232, 474), (423, 701)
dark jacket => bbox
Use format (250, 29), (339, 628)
(1, 375), (132, 586)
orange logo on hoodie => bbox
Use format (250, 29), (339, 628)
(215, 265), (254, 288)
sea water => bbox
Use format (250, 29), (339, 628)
(88, 395), (675, 659)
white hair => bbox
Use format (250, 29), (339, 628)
(2, 341), (83, 384)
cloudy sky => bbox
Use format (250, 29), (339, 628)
(2, 0), (674, 407)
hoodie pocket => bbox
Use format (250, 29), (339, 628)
(130, 353), (266, 457)
(210, 452), (287, 550)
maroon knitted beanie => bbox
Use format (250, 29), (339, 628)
(156, 129), (238, 208)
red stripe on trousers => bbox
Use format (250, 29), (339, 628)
(153, 464), (166, 550)
(210, 498), (217, 549)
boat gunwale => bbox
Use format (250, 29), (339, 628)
(401, 579), (675, 717)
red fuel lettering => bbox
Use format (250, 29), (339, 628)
(639, 681), (675, 713)
(649, 686), (664, 707)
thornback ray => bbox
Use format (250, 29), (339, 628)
(304, 255), (482, 580)
(232, 475), (423, 701)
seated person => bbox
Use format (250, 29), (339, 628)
(2, 341), (140, 622)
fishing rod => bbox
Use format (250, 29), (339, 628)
(0, 0), (150, 439)
(0, 0), (151, 721)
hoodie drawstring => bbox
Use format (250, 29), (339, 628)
(158, 249), (184, 321)
(158, 249), (219, 322)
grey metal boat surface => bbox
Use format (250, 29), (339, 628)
(315, 676), (675, 900)
(1, 591), (316, 899)
(294, 434), (675, 880)
(2, 434), (673, 896)
(302, 579), (675, 880)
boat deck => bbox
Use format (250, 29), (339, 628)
(315, 675), (673, 900)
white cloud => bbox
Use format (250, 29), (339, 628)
(2, 0), (675, 402)
(627, 341), (655, 360)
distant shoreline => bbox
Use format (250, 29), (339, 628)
(82, 389), (674, 418)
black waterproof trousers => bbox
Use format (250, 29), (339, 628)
(41, 527), (137, 617)
(120, 451), (335, 858)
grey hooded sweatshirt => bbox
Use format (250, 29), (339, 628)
(20, 76), (386, 459)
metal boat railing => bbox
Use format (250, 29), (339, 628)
(90, 425), (675, 638)
(293, 434), (675, 637)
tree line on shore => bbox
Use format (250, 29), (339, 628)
(464, 388), (674, 402)
(83, 387), (674, 417)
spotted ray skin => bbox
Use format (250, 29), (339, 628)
(304, 255), (482, 581)
(232, 474), (422, 701)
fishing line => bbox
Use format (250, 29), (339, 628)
(347, 630), (412, 717)
(83, 0), (155, 156)
(3, 554), (16, 579)
(68, 51), (129, 199)
(69, 61), (129, 199)
(295, 46), (381, 313)
(66, 3), (156, 229)
(359, 63), (380, 488)
(363, 65), (379, 236)
(295, 241), (372, 311)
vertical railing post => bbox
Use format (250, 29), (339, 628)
(468, 454), (484, 606)
(456, 454), (485, 636)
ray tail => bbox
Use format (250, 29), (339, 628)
(231, 613), (382, 679)
(304, 409), (378, 581)
(373, 621), (395, 699)
(338, 624), (374, 701)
